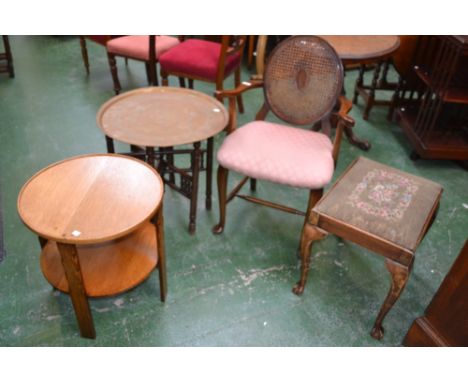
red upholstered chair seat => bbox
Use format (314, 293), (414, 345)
(159, 39), (241, 81)
(88, 35), (110, 45)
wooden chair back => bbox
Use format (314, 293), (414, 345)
(216, 35), (247, 86)
(262, 35), (343, 127)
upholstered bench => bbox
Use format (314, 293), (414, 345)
(295, 156), (443, 339)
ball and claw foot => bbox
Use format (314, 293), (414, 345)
(292, 282), (305, 296)
(212, 224), (224, 235)
(370, 325), (384, 340)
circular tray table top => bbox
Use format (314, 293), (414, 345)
(318, 36), (400, 63)
(18, 154), (163, 244)
(97, 87), (229, 148)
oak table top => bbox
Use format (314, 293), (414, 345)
(319, 36), (400, 64)
(17, 154), (164, 244)
(96, 87), (229, 148)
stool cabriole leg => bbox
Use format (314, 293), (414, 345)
(371, 257), (413, 340)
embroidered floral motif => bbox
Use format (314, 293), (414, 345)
(348, 169), (419, 221)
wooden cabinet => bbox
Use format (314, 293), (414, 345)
(403, 240), (468, 346)
(393, 36), (468, 161)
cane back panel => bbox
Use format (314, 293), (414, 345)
(263, 35), (343, 126)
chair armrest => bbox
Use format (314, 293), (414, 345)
(215, 79), (263, 101)
(334, 95), (355, 127)
(215, 80), (264, 134)
(331, 96), (355, 165)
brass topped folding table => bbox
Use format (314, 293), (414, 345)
(97, 87), (229, 234)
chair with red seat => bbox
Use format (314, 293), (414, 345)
(106, 35), (180, 94)
(159, 35), (247, 112)
(211, 36), (355, 293)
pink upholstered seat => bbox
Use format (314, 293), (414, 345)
(107, 35), (180, 61)
(159, 39), (241, 81)
(217, 121), (334, 189)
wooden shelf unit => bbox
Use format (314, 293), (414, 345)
(393, 36), (468, 160)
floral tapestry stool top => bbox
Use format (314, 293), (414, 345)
(296, 156), (443, 340)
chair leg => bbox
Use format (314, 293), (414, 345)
(234, 68), (244, 113)
(145, 62), (151, 84)
(161, 69), (169, 86)
(250, 178), (257, 191)
(79, 37), (89, 75)
(292, 222), (326, 295)
(107, 53), (121, 95)
(178, 77), (186, 88)
(370, 258), (412, 340)
(188, 79), (194, 89)
(145, 62), (159, 87)
(212, 165), (229, 235)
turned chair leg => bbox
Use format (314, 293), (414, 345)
(79, 37), (90, 75)
(370, 257), (413, 340)
(212, 165), (229, 234)
(293, 222), (327, 295)
(107, 53), (121, 95)
(161, 69), (169, 86)
(250, 178), (257, 191)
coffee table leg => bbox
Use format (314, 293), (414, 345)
(205, 137), (214, 210)
(155, 203), (167, 302)
(189, 142), (201, 234)
(56, 242), (95, 339)
(371, 257), (413, 340)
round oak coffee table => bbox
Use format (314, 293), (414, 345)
(97, 87), (228, 234)
(320, 35), (401, 124)
(17, 154), (166, 339)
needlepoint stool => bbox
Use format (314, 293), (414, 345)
(296, 156), (443, 340)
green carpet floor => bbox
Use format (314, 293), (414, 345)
(0, 36), (466, 346)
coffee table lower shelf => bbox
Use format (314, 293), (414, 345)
(40, 222), (158, 297)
